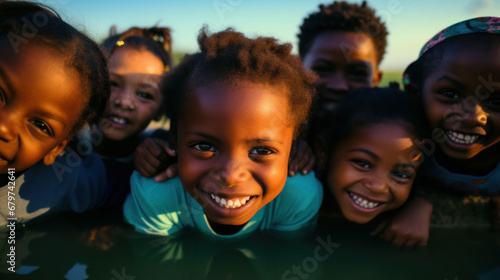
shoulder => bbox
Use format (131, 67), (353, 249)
(279, 171), (323, 204)
(129, 171), (185, 206)
(266, 171), (323, 232)
(124, 173), (188, 236)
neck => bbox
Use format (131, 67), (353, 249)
(434, 144), (500, 176)
(207, 218), (245, 235)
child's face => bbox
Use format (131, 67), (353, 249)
(0, 40), (85, 174)
(303, 31), (381, 111)
(422, 42), (500, 159)
(101, 47), (163, 141)
(325, 122), (421, 224)
(176, 82), (295, 227)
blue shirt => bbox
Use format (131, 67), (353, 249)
(418, 155), (500, 196)
(0, 147), (108, 227)
(124, 171), (323, 240)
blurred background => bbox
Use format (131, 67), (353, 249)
(34, 0), (500, 85)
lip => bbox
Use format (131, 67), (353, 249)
(105, 113), (131, 129)
(443, 129), (484, 150)
(0, 153), (11, 167)
(201, 190), (258, 219)
(346, 191), (386, 213)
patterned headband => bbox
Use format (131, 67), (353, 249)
(403, 16), (500, 86)
(419, 16), (500, 56)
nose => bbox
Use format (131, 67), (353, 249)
(363, 172), (390, 195)
(459, 103), (488, 127)
(324, 72), (349, 92)
(0, 108), (16, 143)
(111, 89), (136, 111)
(212, 159), (251, 187)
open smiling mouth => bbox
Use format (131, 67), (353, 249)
(208, 193), (255, 209)
(445, 131), (482, 145)
(347, 191), (384, 209)
(109, 116), (130, 125)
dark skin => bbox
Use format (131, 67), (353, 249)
(382, 39), (500, 246)
(134, 135), (315, 182)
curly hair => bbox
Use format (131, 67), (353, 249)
(0, 1), (110, 137)
(163, 27), (316, 138)
(298, 1), (388, 64)
(101, 26), (173, 69)
(319, 87), (425, 154)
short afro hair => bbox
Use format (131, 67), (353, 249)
(163, 27), (316, 138)
(298, 1), (388, 64)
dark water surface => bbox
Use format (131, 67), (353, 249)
(1, 209), (499, 280)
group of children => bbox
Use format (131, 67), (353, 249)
(1, 0), (499, 249)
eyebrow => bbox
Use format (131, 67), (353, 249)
(184, 131), (283, 145)
(396, 163), (418, 171)
(37, 111), (67, 129)
(347, 148), (379, 160)
(435, 75), (465, 89)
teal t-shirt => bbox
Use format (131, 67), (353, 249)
(124, 171), (323, 239)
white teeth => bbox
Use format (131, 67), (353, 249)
(208, 193), (251, 209)
(446, 131), (480, 145)
(348, 192), (380, 209)
(110, 116), (126, 124)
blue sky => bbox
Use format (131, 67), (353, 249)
(38, 0), (499, 70)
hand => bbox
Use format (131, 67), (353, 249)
(133, 138), (178, 182)
(370, 195), (433, 248)
(288, 139), (315, 177)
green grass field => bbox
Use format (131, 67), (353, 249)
(379, 70), (404, 88)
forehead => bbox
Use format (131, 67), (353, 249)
(0, 39), (84, 127)
(109, 47), (164, 75)
(425, 38), (500, 84)
(306, 31), (378, 64)
(337, 122), (420, 162)
(180, 82), (292, 129)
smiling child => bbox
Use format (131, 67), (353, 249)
(124, 28), (322, 238)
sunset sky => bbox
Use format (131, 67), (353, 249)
(38, 0), (500, 70)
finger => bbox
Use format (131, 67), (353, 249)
(391, 234), (408, 248)
(150, 139), (169, 160)
(140, 159), (163, 176)
(403, 238), (419, 248)
(381, 228), (396, 243)
(155, 139), (177, 158)
(154, 164), (179, 182)
(288, 161), (298, 177)
(370, 219), (389, 236)
(154, 170), (170, 182)
(301, 157), (316, 175)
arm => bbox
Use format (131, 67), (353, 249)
(288, 139), (316, 177)
(370, 194), (433, 247)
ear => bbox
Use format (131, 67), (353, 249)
(43, 139), (69, 165)
(314, 136), (328, 169)
(371, 69), (383, 87)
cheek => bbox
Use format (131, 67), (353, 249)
(391, 184), (413, 209)
(326, 161), (351, 194)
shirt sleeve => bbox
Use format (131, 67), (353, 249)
(123, 172), (185, 236)
(269, 171), (323, 233)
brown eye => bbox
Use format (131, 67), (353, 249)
(31, 119), (53, 136)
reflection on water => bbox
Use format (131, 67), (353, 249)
(1, 209), (499, 280)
